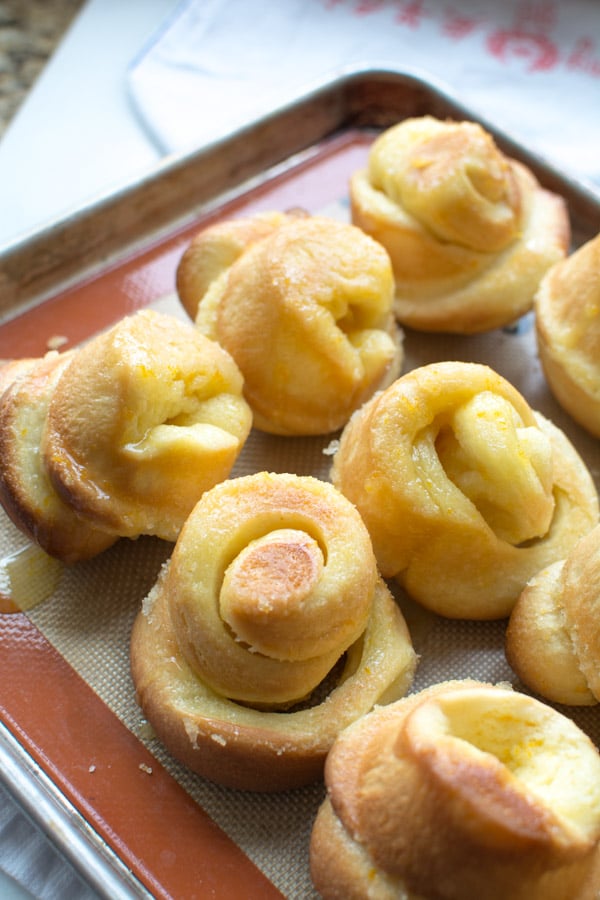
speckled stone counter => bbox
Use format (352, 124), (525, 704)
(0, 0), (84, 137)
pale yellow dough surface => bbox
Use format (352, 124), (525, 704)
(331, 361), (598, 619)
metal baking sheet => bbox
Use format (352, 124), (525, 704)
(0, 67), (599, 900)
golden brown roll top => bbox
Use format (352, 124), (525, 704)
(331, 361), (598, 619)
(0, 352), (116, 563)
(506, 523), (600, 706)
(350, 115), (569, 333)
(367, 116), (521, 252)
(130, 472), (417, 791)
(535, 232), (600, 438)
(176, 212), (403, 435)
(176, 210), (296, 321)
(43, 309), (252, 543)
(310, 680), (600, 900)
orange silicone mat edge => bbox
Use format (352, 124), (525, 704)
(0, 611), (284, 899)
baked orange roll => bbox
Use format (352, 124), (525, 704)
(506, 524), (600, 706)
(310, 680), (600, 900)
(176, 210), (299, 321)
(350, 116), (569, 333)
(0, 351), (117, 563)
(176, 212), (403, 435)
(43, 309), (252, 543)
(535, 232), (600, 438)
(331, 361), (598, 619)
(130, 472), (416, 791)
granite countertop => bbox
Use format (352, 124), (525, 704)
(0, 0), (84, 137)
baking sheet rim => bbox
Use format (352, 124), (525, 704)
(2, 62), (599, 327)
(0, 64), (598, 900)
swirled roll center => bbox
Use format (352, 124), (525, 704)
(220, 528), (326, 659)
(370, 120), (520, 253)
(435, 392), (555, 544)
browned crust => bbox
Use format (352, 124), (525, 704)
(310, 681), (600, 900)
(0, 352), (115, 563)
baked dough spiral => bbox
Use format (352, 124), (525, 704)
(331, 361), (598, 619)
(43, 309), (252, 543)
(506, 523), (600, 706)
(310, 680), (600, 900)
(176, 212), (403, 435)
(535, 232), (600, 438)
(350, 116), (569, 333)
(130, 471), (417, 791)
(0, 351), (117, 563)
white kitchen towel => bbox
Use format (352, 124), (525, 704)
(127, 0), (600, 186)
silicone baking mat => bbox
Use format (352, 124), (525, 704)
(0, 69), (599, 900)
